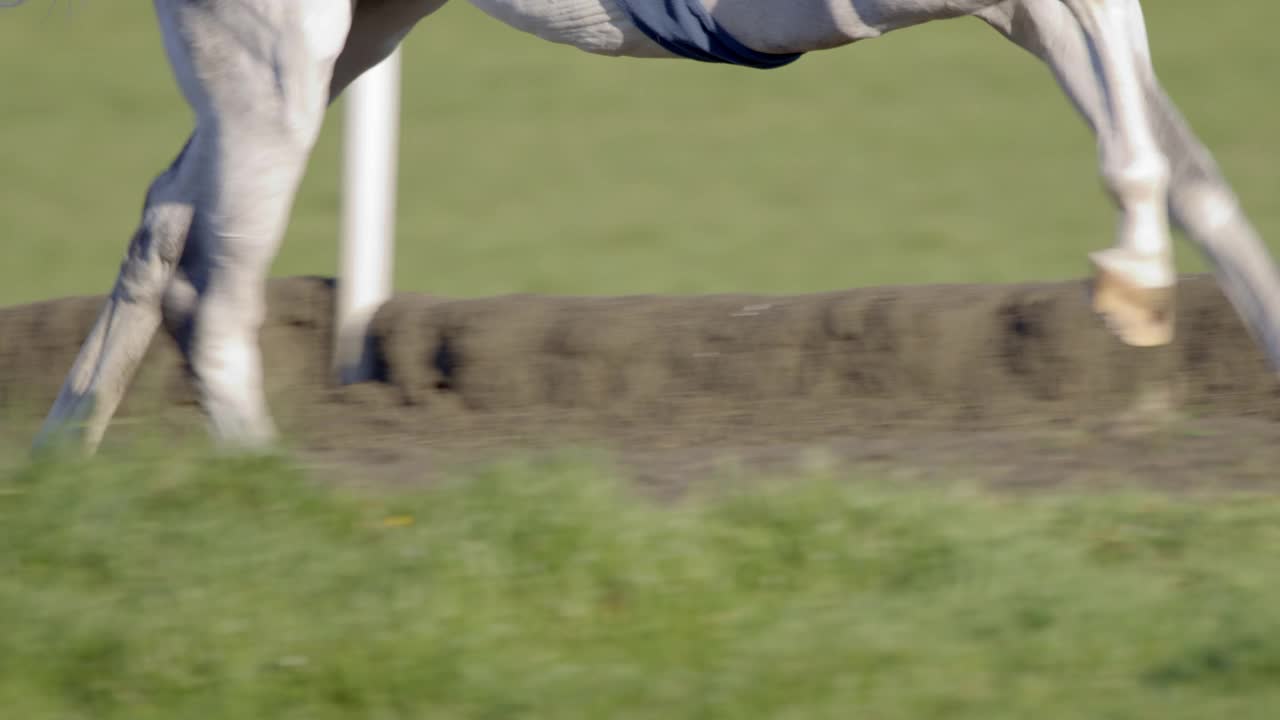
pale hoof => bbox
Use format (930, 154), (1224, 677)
(1089, 249), (1175, 347)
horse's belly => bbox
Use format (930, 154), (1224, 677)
(466, 0), (671, 57)
(700, 0), (884, 53)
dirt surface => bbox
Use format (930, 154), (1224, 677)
(2, 275), (1278, 493)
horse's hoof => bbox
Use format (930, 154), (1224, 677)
(1088, 249), (1175, 347)
(31, 395), (100, 458)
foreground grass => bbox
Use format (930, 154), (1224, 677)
(2, 453), (1279, 718)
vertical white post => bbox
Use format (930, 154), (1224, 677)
(334, 48), (402, 384)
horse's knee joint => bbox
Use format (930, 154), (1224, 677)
(143, 206), (195, 264)
(116, 211), (192, 304)
(1177, 183), (1241, 238)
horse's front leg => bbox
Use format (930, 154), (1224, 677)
(982, 0), (1173, 344)
(329, 0), (450, 98)
(980, 0), (1280, 366)
(155, 0), (353, 450)
(163, 0), (450, 393)
(1048, 0), (1177, 346)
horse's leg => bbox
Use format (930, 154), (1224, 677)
(979, 0), (1280, 365)
(152, 0), (353, 451)
(163, 0), (449, 352)
(1136, 22), (1280, 368)
(1061, 0), (1181, 345)
(40, 1), (352, 454)
(330, 0), (450, 98)
(978, 0), (1170, 345)
(33, 137), (198, 453)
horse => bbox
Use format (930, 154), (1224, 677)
(26, 0), (1280, 453)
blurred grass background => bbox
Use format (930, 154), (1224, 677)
(1, 1), (1277, 305)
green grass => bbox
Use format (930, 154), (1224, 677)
(3, 451), (1280, 718)
(1, 1), (1278, 304)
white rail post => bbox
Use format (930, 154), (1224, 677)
(334, 48), (402, 384)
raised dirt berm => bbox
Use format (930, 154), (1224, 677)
(1, 274), (1276, 456)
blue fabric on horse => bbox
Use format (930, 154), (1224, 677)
(615, 0), (803, 70)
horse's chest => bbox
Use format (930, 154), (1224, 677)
(467, 0), (665, 56)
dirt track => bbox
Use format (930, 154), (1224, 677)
(2, 275), (1278, 491)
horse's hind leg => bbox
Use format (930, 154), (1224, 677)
(33, 139), (198, 453)
(1141, 54), (1280, 369)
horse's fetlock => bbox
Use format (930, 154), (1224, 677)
(1103, 153), (1170, 204)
